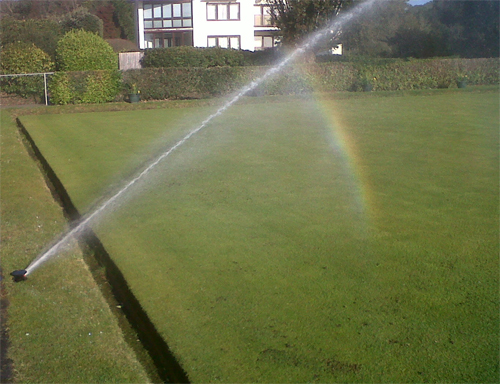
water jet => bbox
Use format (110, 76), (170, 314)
(24, 0), (380, 275)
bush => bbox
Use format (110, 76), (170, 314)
(241, 49), (284, 66)
(48, 72), (73, 105)
(122, 67), (248, 100)
(111, 0), (136, 41)
(356, 58), (499, 91)
(141, 46), (245, 68)
(0, 18), (63, 60)
(0, 42), (55, 75)
(49, 70), (122, 105)
(142, 46), (206, 68)
(201, 47), (246, 67)
(123, 58), (499, 101)
(59, 8), (104, 37)
(56, 30), (118, 71)
(0, 42), (55, 100)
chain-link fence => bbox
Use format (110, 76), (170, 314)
(0, 72), (54, 106)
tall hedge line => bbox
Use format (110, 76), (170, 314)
(141, 46), (246, 68)
(48, 70), (121, 105)
(0, 42), (55, 102)
(122, 58), (499, 101)
(41, 58), (498, 104)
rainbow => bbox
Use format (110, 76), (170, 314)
(313, 94), (380, 233)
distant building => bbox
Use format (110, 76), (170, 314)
(132, 0), (280, 51)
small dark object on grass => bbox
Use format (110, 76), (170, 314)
(10, 270), (27, 282)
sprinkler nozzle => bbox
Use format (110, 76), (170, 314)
(10, 269), (27, 282)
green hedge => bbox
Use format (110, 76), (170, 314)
(0, 42), (55, 101)
(48, 70), (121, 105)
(141, 46), (246, 68)
(46, 58), (498, 104)
(122, 67), (248, 100)
(122, 58), (498, 101)
(0, 18), (63, 60)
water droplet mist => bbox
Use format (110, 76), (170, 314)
(22, 0), (380, 277)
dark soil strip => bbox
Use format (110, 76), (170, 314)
(17, 118), (190, 384)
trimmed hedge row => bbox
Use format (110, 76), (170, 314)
(141, 46), (286, 68)
(122, 58), (499, 101)
(49, 70), (122, 105)
(46, 58), (498, 104)
(141, 46), (246, 68)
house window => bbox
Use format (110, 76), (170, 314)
(207, 2), (240, 21)
(207, 35), (240, 49)
(254, 35), (276, 50)
(144, 2), (192, 29)
(145, 31), (193, 48)
(254, 4), (273, 26)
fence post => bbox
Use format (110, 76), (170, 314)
(44, 73), (48, 106)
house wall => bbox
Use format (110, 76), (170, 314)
(192, 0), (255, 51)
(136, 2), (145, 50)
(134, 0), (277, 51)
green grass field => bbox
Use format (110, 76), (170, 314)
(1, 111), (153, 383)
(12, 88), (500, 382)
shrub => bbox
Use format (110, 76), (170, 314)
(241, 49), (284, 66)
(49, 70), (122, 105)
(48, 72), (73, 105)
(0, 18), (63, 60)
(122, 67), (248, 100)
(123, 58), (498, 101)
(111, 0), (136, 41)
(0, 42), (55, 100)
(56, 30), (118, 71)
(59, 8), (104, 37)
(0, 42), (55, 75)
(201, 47), (246, 67)
(81, 70), (122, 103)
(141, 46), (246, 68)
(141, 46), (207, 68)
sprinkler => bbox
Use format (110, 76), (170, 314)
(10, 269), (27, 282)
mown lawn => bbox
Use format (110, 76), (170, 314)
(18, 88), (499, 382)
(0, 111), (153, 383)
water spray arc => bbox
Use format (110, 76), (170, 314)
(14, 0), (379, 280)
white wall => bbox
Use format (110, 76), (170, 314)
(192, 0), (255, 51)
(135, 0), (278, 51)
(136, 1), (145, 49)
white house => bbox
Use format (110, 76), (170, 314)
(133, 0), (279, 51)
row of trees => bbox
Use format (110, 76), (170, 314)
(1, 0), (496, 61)
(0, 0), (135, 60)
(270, 0), (499, 59)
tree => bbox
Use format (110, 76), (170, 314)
(430, 0), (499, 58)
(0, 0), (136, 42)
(59, 7), (104, 37)
(269, 0), (354, 46)
(0, 0), (81, 19)
(341, 0), (411, 57)
(0, 17), (63, 59)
